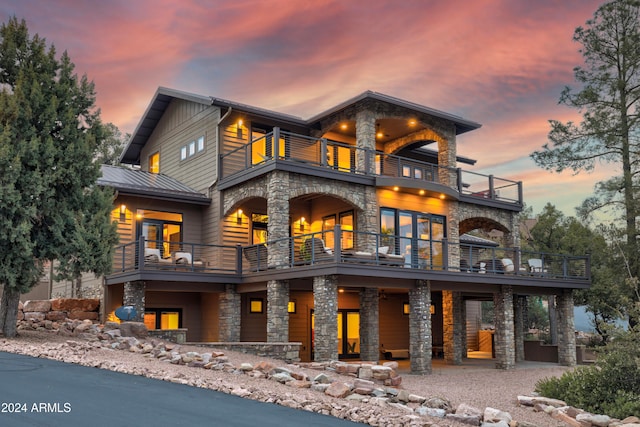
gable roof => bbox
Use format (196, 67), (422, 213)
(307, 91), (481, 135)
(121, 87), (212, 165)
(98, 165), (210, 205)
(121, 87), (482, 165)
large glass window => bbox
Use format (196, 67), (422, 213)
(381, 208), (446, 269)
(137, 210), (183, 259)
(251, 127), (286, 165)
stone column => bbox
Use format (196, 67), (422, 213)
(409, 280), (432, 374)
(355, 109), (376, 174)
(437, 126), (457, 189)
(494, 285), (516, 369)
(557, 290), (577, 366)
(359, 288), (379, 362)
(514, 295), (526, 362)
(123, 281), (145, 322)
(267, 280), (289, 342)
(313, 275), (338, 362)
(267, 170), (290, 267)
(442, 290), (463, 365)
(219, 284), (241, 342)
(357, 186), (379, 252)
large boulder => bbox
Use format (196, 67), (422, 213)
(118, 321), (148, 338)
(23, 300), (51, 312)
(51, 298), (99, 312)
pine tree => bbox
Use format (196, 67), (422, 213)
(0, 17), (117, 336)
(531, 0), (640, 326)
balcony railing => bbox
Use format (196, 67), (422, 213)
(110, 232), (590, 281)
(220, 128), (522, 205)
(111, 239), (240, 275)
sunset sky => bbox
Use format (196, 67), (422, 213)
(1, 0), (612, 217)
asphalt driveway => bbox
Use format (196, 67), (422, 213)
(0, 351), (360, 427)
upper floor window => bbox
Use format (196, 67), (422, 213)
(149, 152), (160, 174)
(180, 136), (205, 161)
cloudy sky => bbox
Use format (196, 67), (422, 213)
(1, 0), (611, 217)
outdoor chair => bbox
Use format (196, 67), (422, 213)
(302, 238), (333, 262)
(528, 258), (546, 273)
(243, 244), (268, 271)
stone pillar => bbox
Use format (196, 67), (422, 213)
(267, 170), (290, 267)
(267, 280), (289, 342)
(437, 126), (457, 189)
(494, 285), (516, 369)
(359, 288), (379, 362)
(313, 275), (338, 362)
(357, 187), (379, 252)
(514, 295), (526, 362)
(409, 280), (432, 374)
(557, 290), (577, 366)
(442, 290), (463, 365)
(123, 281), (145, 322)
(219, 284), (241, 342)
(355, 109), (376, 174)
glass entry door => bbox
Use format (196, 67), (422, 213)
(311, 309), (360, 359)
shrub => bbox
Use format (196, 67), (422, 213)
(535, 330), (640, 419)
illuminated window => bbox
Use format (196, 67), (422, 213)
(250, 298), (263, 313)
(288, 301), (296, 313)
(403, 303), (410, 315)
(149, 152), (160, 173)
(251, 213), (268, 244)
(189, 141), (196, 156)
(144, 308), (182, 330)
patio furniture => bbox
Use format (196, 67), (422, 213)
(144, 248), (172, 265)
(174, 252), (204, 269)
(303, 238), (333, 262)
(243, 244), (268, 271)
(528, 258), (546, 273)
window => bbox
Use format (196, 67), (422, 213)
(251, 127), (286, 165)
(137, 209), (183, 259)
(339, 210), (354, 250)
(250, 298), (263, 313)
(180, 136), (205, 161)
(322, 215), (336, 249)
(149, 152), (160, 174)
(251, 213), (268, 244)
(381, 208), (446, 269)
(144, 308), (182, 330)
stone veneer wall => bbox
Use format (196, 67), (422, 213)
(123, 281), (145, 323)
(267, 280), (289, 342)
(313, 275), (338, 362)
(359, 288), (379, 362)
(199, 342), (301, 364)
(493, 285), (516, 370)
(442, 290), (463, 365)
(409, 280), (432, 374)
(219, 284), (241, 342)
(556, 290), (577, 366)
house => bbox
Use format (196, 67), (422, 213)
(99, 87), (590, 373)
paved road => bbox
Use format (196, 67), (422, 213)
(0, 352), (360, 427)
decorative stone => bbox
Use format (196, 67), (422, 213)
(24, 312), (46, 322)
(45, 311), (67, 321)
(446, 413), (481, 426)
(23, 300), (51, 312)
(456, 403), (483, 418)
(68, 311), (99, 320)
(51, 298), (99, 312)
(415, 407), (446, 418)
(532, 397), (566, 408)
(271, 372), (294, 383)
(118, 322), (148, 338)
(325, 382), (351, 398)
(483, 407), (512, 423)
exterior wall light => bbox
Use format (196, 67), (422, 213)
(236, 209), (243, 225)
(119, 204), (126, 222)
(299, 217), (305, 232)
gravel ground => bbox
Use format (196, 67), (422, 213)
(0, 330), (568, 426)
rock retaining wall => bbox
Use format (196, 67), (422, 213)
(18, 298), (100, 330)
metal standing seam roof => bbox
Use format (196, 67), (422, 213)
(97, 165), (210, 205)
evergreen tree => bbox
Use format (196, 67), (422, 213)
(531, 0), (640, 325)
(0, 17), (117, 337)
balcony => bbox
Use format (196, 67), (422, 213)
(107, 230), (590, 286)
(219, 128), (523, 208)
